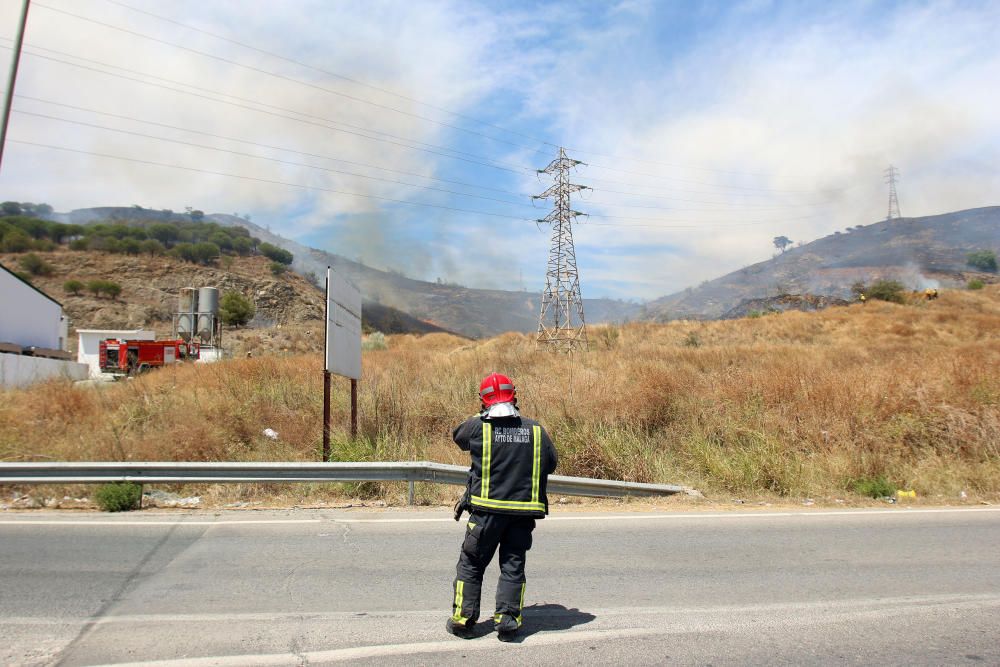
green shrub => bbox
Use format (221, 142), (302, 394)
(63, 279), (84, 295)
(850, 476), (896, 498)
(94, 482), (142, 512)
(966, 250), (997, 273)
(18, 253), (54, 276)
(269, 261), (287, 276)
(260, 242), (293, 265)
(85, 279), (122, 299)
(362, 331), (387, 351)
(867, 279), (906, 304)
(967, 279), (985, 290)
(219, 290), (255, 327)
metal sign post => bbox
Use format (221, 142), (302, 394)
(322, 266), (362, 460)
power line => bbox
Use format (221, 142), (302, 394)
(9, 140), (821, 230)
(2, 37), (848, 201)
(13, 109), (539, 208)
(5, 41), (534, 175)
(10, 139), (532, 220)
(32, 2), (550, 155)
(101, 0), (779, 179)
(16, 94), (837, 214)
(101, 0), (555, 150)
(30, 4), (860, 193)
(15, 94), (536, 199)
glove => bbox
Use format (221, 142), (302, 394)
(453, 487), (470, 521)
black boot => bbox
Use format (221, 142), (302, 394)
(494, 613), (521, 640)
(446, 617), (475, 639)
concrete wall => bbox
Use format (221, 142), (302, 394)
(0, 352), (89, 389)
(77, 330), (155, 378)
(0, 269), (62, 349)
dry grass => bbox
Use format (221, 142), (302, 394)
(2, 286), (999, 505)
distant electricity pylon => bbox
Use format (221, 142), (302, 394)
(533, 147), (589, 352)
(884, 165), (901, 221)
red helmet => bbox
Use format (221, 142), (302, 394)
(479, 373), (516, 406)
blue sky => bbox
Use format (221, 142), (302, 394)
(1, 0), (998, 299)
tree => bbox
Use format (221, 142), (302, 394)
(63, 279), (84, 295)
(219, 291), (255, 327)
(170, 242), (197, 263)
(773, 236), (793, 253)
(1, 231), (32, 252)
(190, 209), (205, 222)
(967, 250), (997, 273)
(192, 242), (220, 265)
(231, 236), (253, 256)
(259, 242), (293, 265)
(1, 201), (22, 216)
(148, 223), (179, 247)
(140, 239), (165, 256)
(122, 239), (143, 255)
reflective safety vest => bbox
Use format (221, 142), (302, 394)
(453, 416), (557, 518)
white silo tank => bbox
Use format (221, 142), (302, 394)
(178, 287), (198, 340)
(197, 287), (220, 339)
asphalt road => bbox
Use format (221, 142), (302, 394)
(2, 507), (999, 666)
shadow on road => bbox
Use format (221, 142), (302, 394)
(504, 603), (596, 642)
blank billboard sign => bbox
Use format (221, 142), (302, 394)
(325, 267), (361, 380)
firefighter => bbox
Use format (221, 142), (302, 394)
(447, 373), (558, 640)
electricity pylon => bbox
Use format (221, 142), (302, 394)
(533, 147), (589, 352)
(885, 165), (901, 220)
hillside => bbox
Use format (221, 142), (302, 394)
(203, 214), (643, 338)
(649, 206), (1000, 319)
(47, 207), (641, 338)
(0, 248), (451, 356)
(3, 285), (997, 506)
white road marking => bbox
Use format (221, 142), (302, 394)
(4, 593), (997, 627)
(90, 629), (654, 666)
(333, 506), (1000, 523)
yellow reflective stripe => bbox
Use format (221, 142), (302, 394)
(452, 581), (467, 623)
(481, 422), (492, 500)
(520, 582), (526, 612)
(470, 495), (545, 512)
(531, 425), (541, 504)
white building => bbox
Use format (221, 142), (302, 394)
(0, 262), (89, 388)
(76, 329), (156, 378)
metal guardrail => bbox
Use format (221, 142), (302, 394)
(0, 461), (692, 499)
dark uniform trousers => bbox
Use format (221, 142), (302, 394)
(452, 510), (535, 627)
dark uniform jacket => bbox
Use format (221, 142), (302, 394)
(453, 414), (558, 518)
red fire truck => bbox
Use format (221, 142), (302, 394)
(99, 339), (200, 377)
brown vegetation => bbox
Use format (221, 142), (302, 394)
(2, 287), (998, 505)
